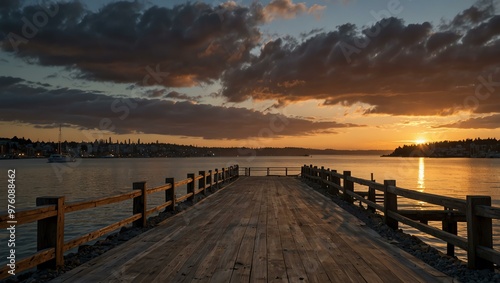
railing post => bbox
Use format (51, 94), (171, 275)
(235, 165), (239, 177)
(313, 166), (318, 184)
(383, 180), (398, 230)
(267, 167), (270, 176)
(132, 182), (147, 227)
(165, 178), (176, 212)
(331, 170), (340, 195)
(208, 170), (213, 192)
(286, 167), (288, 176)
(368, 173), (376, 212)
(215, 169), (219, 189)
(368, 187), (376, 213)
(326, 169), (331, 194)
(199, 171), (207, 196)
(187, 173), (196, 203)
(36, 196), (65, 269)
(343, 171), (353, 203)
(466, 196), (493, 270)
(321, 167), (327, 190)
(248, 167), (251, 176)
(442, 207), (457, 257)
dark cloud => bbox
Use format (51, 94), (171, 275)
(0, 77), (360, 139)
(0, 76), (23, 87)
(0, 1), (264, 87)
(462, 15), (500, 45)
(164, 90), (200, 101)
(425, 32), (461, 52)
(435, 114), (500, 129)
(444, 0), (495, 31)
(220, 2), (500, 116)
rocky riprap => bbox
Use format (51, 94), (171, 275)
(302, 178), (500, 283)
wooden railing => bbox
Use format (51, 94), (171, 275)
(239, 167), (301, 176)
(0, 165), (239, 279)
(301, 164), (500, 270)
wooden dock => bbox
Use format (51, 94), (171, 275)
(52, 176), (451, 283)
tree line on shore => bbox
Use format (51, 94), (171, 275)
(385, 138), (500, 158)
(1, 136), (390, 158)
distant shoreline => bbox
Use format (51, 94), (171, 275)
(0, 151), (392, 160)
(381, 155), (500, 158)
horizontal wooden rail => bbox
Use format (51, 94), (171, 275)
(475, 205), (500, 219)
(387, 210), (468, 251)
(0, 248), (55, 279)
(0, 164), (239, 280)
(240, 167), (301, 176)
(301, 164), (500, 270)
(0, 205), (57, 228)
(347, 175), (384, 190)
(398, 209), (466, 222)
(147, 184), (172, 194)
(65, 191), (142, 213)
(389, 185), (466, 211)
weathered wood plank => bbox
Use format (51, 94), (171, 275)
(141, 184), (248, 282)
(390, 185), (466, 211)
(266, 180), (287, 282)
(275, 185), (312, 282)
(52, 177), (450, 283)
(229, 184), (262, 283)
(0, 205), (56, 228)
(251, 180), (268, 282)
(209, 188), (256, 282)
(0, 249), (54, 280)
(65, 191), (142, 213)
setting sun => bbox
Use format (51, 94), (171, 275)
(415, 139), (427, 145)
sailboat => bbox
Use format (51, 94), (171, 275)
(48, 125), (76, 163)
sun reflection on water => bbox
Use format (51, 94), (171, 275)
(417, 157), (426, 208)
(418, 157), (425, 191)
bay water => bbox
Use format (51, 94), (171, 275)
(1, 155), (499, 264)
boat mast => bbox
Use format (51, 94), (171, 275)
(58, 124), (62, 154)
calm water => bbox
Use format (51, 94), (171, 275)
(1, 155), (499, 263)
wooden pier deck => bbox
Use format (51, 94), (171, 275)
(52, 176), (452, 283)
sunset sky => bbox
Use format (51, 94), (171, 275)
(1, 0), (499, 150)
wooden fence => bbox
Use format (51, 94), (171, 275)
(301, 164), (500, 270)
(0, 165), (239, 279)
(239, 167), (301, 176)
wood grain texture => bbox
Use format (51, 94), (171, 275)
(53, 177), (451, 283)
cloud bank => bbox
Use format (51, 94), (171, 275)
(0, 76), (360, 139)
(221, 1), (500, 117)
